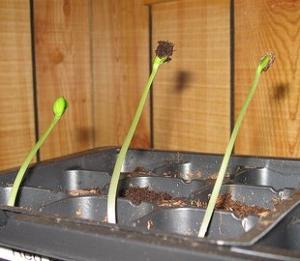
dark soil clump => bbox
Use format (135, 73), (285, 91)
(158, 198), (207, 208)
(124, 187), (172, 205)
(215, 193), (270, 218)
(155, 41), (174, 62)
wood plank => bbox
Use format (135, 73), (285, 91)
(0, 0), (35, 170)
(92, 0), (150, 148)
(144, 0), (177, 5)
(34, 0), (94, 160)
(235, 0), (300, 157)
(152, 0), (230, 153)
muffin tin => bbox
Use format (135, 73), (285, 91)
(0, 147), (299, 260)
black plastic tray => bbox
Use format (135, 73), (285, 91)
(0, 147), (299, 260)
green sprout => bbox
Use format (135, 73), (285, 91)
(107, 41), (174, 223)
(7, 96), (68, 207)
(198, 52), (275, 238)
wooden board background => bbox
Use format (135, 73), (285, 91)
(152, 0), (230, 153)
(34, 0), (94, 160)
(91, 0), (150, 148)
(1, 0), (300, 171)
(0, 0), (35, 170)
(234, 0), (300, 157)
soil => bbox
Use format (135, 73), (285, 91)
(158, 198), (207, 208)
(122, 187), (270, 218)
(155, 41), (174, 61)
(215, 193), (270, 218)
(68, 187), (102, 197)
(123, 187), (172, 205)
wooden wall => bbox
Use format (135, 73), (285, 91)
(34, 0), (94, 160)
(0, 0), (36, 169)
(0, 0), (300, 170)
(91, 0), (150, 148)
(152, 0), (230, 153)
(235, 0), (300, 157)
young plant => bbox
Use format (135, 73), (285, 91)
(198, 52), (275, 238)
(107, 41), (174, 224)
(7, 96), (68, 207)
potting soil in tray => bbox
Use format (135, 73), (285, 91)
(121, 187), (270, 218)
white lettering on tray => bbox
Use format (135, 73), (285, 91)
(0, 246), (50, 261)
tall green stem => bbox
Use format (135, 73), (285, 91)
(198, 53), (274, 237)
(7, 97), (68, 207)
(8, 117), (59, 206)
(107, 57), (164, 223)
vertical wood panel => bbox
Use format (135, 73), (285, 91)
(152, 0), (230, 153)
(144, 0), (177, 4)
(235, 0), (300, 157)
(34, 0), (94, 160)
(0, 0), (35, 170)
(92, 0), (150, 148)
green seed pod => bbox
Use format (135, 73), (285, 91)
(53, 96), (68, 118)
(259, 52), (275, 72)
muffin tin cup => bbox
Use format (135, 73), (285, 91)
(133, 207), (259, 240)
(39, 195), (154, 226)
(258, 204), (300, 251)
(192, 184), (293, 209)
(62, 169), (111, 191)
(0, 186), (67, 209)
(233, 167), (300, 191)
(118, 176), (211, 198)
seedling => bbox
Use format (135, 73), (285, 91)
(107, 41), (174, 224)
(7, 96), (68, 206)
(198, 53), (275, 237)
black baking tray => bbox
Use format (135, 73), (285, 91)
(0, 147), (299, 260)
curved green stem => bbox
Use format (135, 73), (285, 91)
(7, 117), (60, 206)
(198, 67), (265, 237)
(107, 57), (163, 223)
(8, 96), (67, 207)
